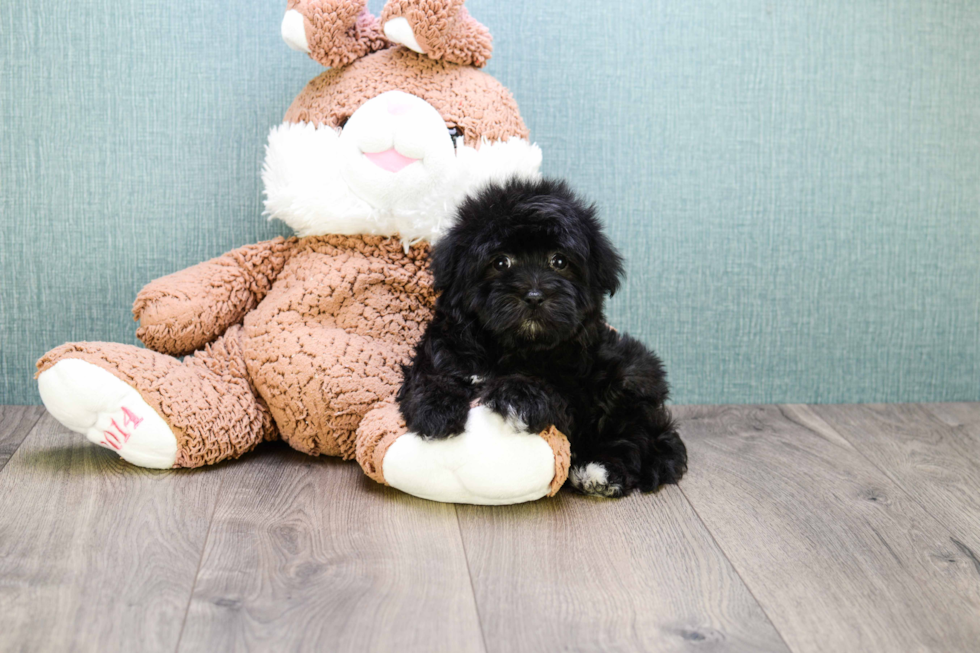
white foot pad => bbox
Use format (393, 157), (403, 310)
(37, 359), (178, 469)
(381, 405), (557, 505)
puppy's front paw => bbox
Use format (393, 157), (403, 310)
(569, 462), (625, 498)
(402, 396), (470, 440)
(481, 377), (556, 433)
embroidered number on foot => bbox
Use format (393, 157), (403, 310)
(99, 406), (144, 450)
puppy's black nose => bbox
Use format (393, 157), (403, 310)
(523, 289), (545, 307)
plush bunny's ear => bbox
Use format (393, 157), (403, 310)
(282, 0), (389, 68)
(380, 0), (492, 68)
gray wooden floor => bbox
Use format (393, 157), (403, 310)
(1, 403), (979, 652)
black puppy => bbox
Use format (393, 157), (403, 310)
(397, 177), (687, 497)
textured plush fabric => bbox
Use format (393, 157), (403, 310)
(289, 0), (390, 68)
(539, 425), (570, 497)
(284, 48), (527, 146)
(133, 237), (297, 356)
(242, 235), (435, 458)
(355, 401), (409, 484)
(4, 0), (980, 406)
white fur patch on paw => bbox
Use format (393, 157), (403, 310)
(281, 9), (310, 54)
(383, 17), (425, 53)
(570, 463), (622, 498)
(37, 359), (178, 469)
(382, 405), (556, 505)
(503, 407), (528, 433)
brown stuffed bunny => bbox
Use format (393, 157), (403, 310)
(37, 0), (570, 505)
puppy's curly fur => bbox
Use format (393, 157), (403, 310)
(398, 178), (687, 497)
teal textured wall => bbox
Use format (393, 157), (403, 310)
(2, 0), (978, 406)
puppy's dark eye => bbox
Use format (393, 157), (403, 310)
(337, 116), (350, 130)
(492, 255), (511, 271)
(550, 253), (568, 270)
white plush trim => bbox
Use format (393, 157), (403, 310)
(262, 121), (542, 243)
(381, 405), (557, 505)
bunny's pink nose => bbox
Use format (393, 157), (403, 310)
(387, 100), (411, 116)
(364, 148), (419, 173)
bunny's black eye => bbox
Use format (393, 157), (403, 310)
(550, 253), (568, 270)
(492, 255), (511, 271)
(448, 125), (463, 149)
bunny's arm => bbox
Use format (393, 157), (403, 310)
(133, 237), (298, 356)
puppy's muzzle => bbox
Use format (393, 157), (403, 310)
(523, 289), (545, 308)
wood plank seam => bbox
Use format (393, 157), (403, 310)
(454, 505), (490, 653)
(676, 484), (796, 653)
(0, 406), (45, 474)
(921, 405), (980, 463)
(173, 474), (227, 653)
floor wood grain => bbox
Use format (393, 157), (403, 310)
(0, 405), (44, 471)
(673, 404), (980, 653)
(0, 414), (222, 653)
(177, 443), (485, 653)
(812, 403), (980, 555)
(456, 486), (790, 653)
(3, 403), (980, 653)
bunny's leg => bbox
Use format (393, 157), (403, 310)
(36, 326), (275, 468)
(355, 402), (571, 505)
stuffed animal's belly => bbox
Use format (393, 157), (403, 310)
(240, 235), (434, 458)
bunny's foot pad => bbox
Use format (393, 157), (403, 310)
(37, 359), (178, 469)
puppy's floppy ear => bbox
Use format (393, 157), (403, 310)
(589, 226), (625, 297)
(428, 237), (459, 294)
(544, 178), (625, 298)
